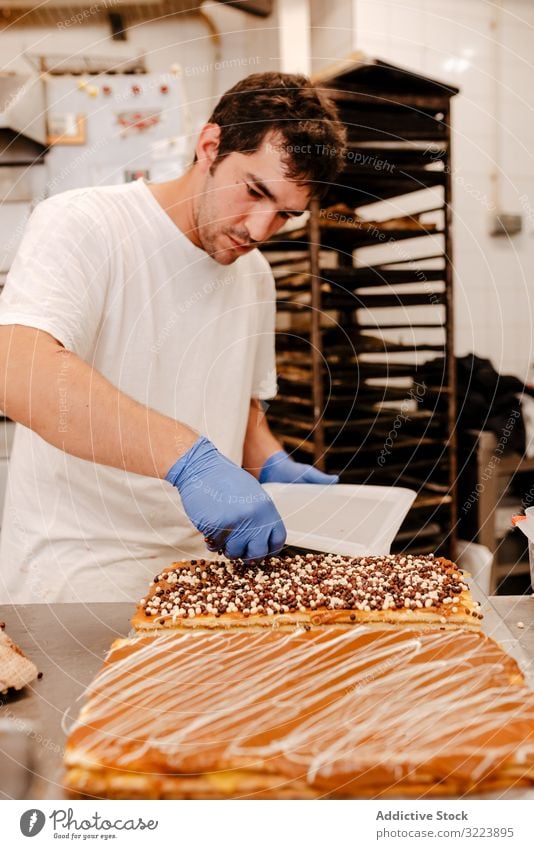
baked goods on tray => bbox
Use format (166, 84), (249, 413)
(0, 622), (39, 694)
(64, 626), (534, 799)
(131, 553), (482, 632)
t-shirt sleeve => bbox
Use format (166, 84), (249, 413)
(0, 194), (110, 357)
(251, 263), (278, 400)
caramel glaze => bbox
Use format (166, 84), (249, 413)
(65, 627), (534, 798)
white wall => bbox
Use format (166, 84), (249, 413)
(350, 0), (534, 382)
(310, 0), (356, 73)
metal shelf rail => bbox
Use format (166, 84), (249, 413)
(261, 53), (459, 557)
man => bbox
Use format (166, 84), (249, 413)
(0, 72), (346, 603)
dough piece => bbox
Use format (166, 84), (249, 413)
(0, 623), (38, 694)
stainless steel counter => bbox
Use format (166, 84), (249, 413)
(0, 603), (131, 798)
(1, 598), (533, 799)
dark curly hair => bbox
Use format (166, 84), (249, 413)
(197, 72), (346, 200)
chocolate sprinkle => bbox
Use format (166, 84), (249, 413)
(141, 553), (476, 621)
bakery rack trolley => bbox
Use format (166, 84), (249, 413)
(259, 53), (459, 559)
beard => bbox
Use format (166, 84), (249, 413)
(195, 171), (252, 264)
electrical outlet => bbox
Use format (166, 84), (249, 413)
(489, 213), (523, 236)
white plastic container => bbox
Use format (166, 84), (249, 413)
(261, 483), (416, 557)
(455, 540), (494, 597)
(511, 509), (534, 592)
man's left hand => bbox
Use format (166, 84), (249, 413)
(259, 449), (339, 485)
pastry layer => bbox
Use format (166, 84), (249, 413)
(64, 627), (534, 799)
(131, 553), (482, 631)
(64, 769), (534, 801)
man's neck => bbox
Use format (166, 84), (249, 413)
(145, 170), (203, 249)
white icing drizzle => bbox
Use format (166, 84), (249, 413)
(66, 628), (534, 788)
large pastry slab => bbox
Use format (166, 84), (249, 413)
(132, 553), (482, 632)
(64, 627), (534, 799)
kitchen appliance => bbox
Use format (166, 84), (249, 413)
(44, 71), (190, 194)
(0, 73), (47, 166)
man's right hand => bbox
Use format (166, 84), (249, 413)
(165, 436), (286, 561)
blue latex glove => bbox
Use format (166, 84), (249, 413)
(165, 436), (286, 561)
(259, 450), (339, 485)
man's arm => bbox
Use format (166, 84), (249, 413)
(0, 326), (286, 559)
(242, 398), (282, 479)
(243, 397), (339, 485)
(0, 325), (197, 477)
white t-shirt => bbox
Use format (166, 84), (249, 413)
(0, 179), (277, 603)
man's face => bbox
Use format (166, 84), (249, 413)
(194, 132), (312, 265)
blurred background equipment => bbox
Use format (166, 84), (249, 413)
(260, 54), (458, 559)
